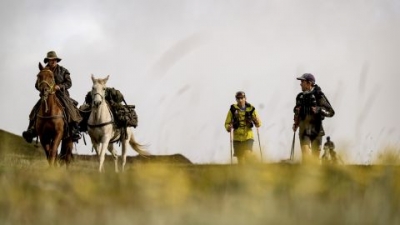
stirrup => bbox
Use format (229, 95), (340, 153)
(72, 132), (81, 142)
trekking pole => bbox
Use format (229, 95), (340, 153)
(256, 127), (263, 163)
(290, 131), (296, 161)
(229, 128), (233, 164)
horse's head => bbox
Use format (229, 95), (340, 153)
(37, 62), (56, 97)
(91, 74), (110, 107)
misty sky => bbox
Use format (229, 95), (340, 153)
(1, 0), (399, 164)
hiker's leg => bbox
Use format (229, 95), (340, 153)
(233, 141), (245, 165)
(311, 136), (322, 161)
(299, 134), (313, 164)
(330, 150), (338, 164)
(242, 139), (255, 164)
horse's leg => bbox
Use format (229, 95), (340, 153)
(61, 137), (74, 169)
(98, 142), (107, 172)
(59, 140), (66, 167)
(121, 139), (128, 172)
(49, 134), (63, 167)
(92, 142), (99, 155)
(39, 135), (51, 164)
(98, 137), (111, 173)
(107, 143), (119, 173)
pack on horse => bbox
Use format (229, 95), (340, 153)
(84, 74), (149, 172)
(34, 63), (74, 167)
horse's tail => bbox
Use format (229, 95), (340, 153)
(129, 133), (150, 156)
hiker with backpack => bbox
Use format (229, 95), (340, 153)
(292, 73), (335, 163)
(225, 91), (261, 164)
(321, 136), (341, 164)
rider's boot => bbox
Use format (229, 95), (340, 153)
(70, 122), (81, 142)
(22, 120), (37, 143)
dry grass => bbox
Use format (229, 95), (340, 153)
(1, 155), (400, 225)
(1, 130), (400, 225)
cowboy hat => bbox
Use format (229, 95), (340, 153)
(44, 51), (62, 63)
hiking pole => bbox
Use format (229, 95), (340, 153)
(229, 128), (233, 164)
(256, 127), (263, 163)
(290, 131), (296, 161)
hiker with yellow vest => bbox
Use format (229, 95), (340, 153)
(225, 91), (261, 164)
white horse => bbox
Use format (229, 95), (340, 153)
(87, 74), (149, 172)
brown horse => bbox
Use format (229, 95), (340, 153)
(35, 62), (73, 167)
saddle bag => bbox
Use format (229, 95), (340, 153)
(114, 104), (138, 128)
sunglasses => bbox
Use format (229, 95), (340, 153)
(236, 97), (245, 100)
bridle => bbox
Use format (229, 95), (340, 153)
(36, 70), (63, 119)
(38, 75), (56, 113)
(88, 86), (114, 127)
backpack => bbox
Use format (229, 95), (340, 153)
(84, 87), (124, 105)
(113, 104), (138, 128)
(230, 103), (255, 129)
(106, 88), (124, 104)
(84, 88), (139, 128)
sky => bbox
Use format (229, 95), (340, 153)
(0, 0), (399, 164)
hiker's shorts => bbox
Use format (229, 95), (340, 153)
(233, 139), (254, 157)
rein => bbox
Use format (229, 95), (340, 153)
(37, 114), (64, 119)
(38, 78), (56, 113)
(37, 92), (64, 119)
(87, 121), (114, 128)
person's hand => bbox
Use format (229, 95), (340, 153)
(311, 106), (319, 114)
(292, 123), (298, 132)
(252, 117), (261, 128)
(226, 124), (232, 132)
(54, 85), (61, 91)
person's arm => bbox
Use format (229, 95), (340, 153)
(317, 94), (335, 118)
(225, 110), (233, 132)
(293, 94), (301, 131)
(57, 67), (72, 91)
(252, 110), (261, 128)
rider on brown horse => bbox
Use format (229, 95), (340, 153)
(22, 51), (82, 143)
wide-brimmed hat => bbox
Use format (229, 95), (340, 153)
(44, 51), (62, 63)
(297, 73), (315, 83)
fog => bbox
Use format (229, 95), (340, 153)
(1, 0), (399, 163)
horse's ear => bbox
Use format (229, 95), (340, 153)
(104, 75), (110, 83)
(91, 74), (95, 83)
(38, 62), (44, 71)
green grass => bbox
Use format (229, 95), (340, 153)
(1, 129), (400, 225)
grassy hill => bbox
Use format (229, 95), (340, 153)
(1, 129), (400, 225)
(0, 129), (192, 166)
(0, 129), (42, 156)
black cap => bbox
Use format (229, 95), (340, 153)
(235, 91), (245, 98)
(297, 73), (315, 83)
